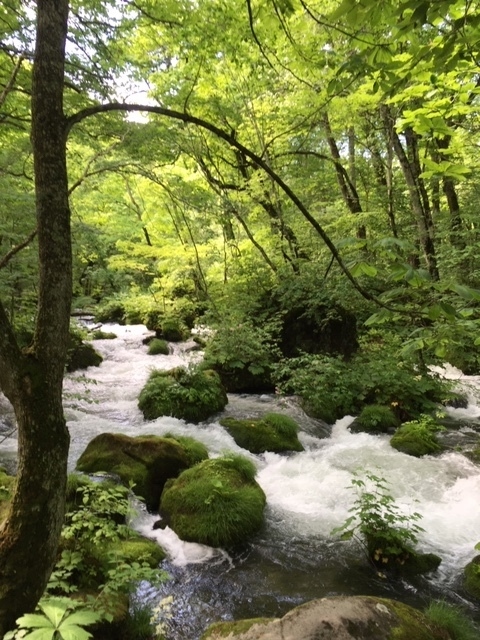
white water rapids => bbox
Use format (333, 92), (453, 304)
(1, 323), (480, 636)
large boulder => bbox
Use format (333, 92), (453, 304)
(76, 433), (208, 510)
(160, 455), (266, 548)
(219, 413), (303, 453)
(390, 418), (444, 457)
(138, 367), (228, 423)
(200, 596), (451, 640)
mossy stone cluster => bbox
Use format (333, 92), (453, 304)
(66, 331), (103, 372)
(464, 555), (480, 599)
(160, 455), (266, 548)
(350, 404), (400, 434)
(366, 533), (441, 577)
(75, 433), (208, 510)
(390, 418), (444, 457)
(220, 413), (303, 453)
(147, 338), (169, 355)
(138, 366), (228, 423)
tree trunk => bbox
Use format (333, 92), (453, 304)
(0, 0), (72, 634)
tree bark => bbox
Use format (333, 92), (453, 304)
(0, 0), (71, 634)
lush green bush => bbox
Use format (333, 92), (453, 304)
(138, 366), (228, 423)
(147, 338), (169, 355)
(424, 601), (479, 640)
(160, 454), (265, 547)
(94, 301), (126, 324)
(160, 315), (190, 341)
(390, 415), (444, 457)
(219, 413), (304, 453)
(332, 472), (441, 576)
(351, 405), (400, 434)
(273, 333), (451, 423)
(202, 319), (280, 392)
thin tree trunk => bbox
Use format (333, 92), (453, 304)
(0, 0), (72, 634)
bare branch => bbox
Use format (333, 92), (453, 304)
(0, 54), (25, 110)
(0, 229), (37, 271)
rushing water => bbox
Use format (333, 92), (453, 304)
(1, 324), (480, 638)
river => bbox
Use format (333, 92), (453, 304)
(1, 323), (479, 638)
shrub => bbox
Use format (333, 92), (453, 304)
(159, 315), (190, 342)
(147, 338), (169, 355)
(331, 471), (441, 575)
(390, 415), (444, 457)
(138, 366), (228, 423)
(351, 405), (400, 434)
(160, 455), (265, 548)
(94, 301), (126, 324)
(220, 413), (303, 453)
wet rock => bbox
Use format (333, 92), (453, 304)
(200, 596), (451, 640)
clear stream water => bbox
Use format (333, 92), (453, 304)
(1, 324), (480, 639)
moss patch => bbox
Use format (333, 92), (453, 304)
(160, 455), (266, 548)
(350, 404), (400, 434)
(390, 418), (444, 457)
(464, 555), (480, 599)
(148, 338), (169, 355)
(75, 433), (191, 510)
(138, 366), (228, 423)
(220, 413), (303, 453)
(0, 468), (15, 523)
(200, 617), (275, 639)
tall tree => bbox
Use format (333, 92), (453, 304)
(0, 0), (72, 633)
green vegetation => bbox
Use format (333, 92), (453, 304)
(75, 433), (197, 510)
(91, 330), (117, 340)
(163, 433), (209, 466)
(424, 601), (479, 640)
(351, 405), (400, 434)
(160, 454), (265, 548)
(332, 472), (441, 576)
(390, 416), (444, 458)
(219, 413), (303, 453)
(0, 468), (15, 523)
(138, 366), (228, 423)
(464, 555), (480, 600)
(147, 337), (169, 355)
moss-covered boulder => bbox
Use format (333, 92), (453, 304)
(147, 338), (169, 355)
(91, 330), (117, 340)
(219, 413), (303, 453)
(200, 596), (451, 640)
(160, 455), (266, 548)
(365, 533), (441, 577)
(76, 433), (208, 510)
(138, 366), (228, 424)
(0, 467), (15, 523)
(464, 555), (480, 599)
(390, 417), (444, 457)
(350, 404), (400, 434)
(66, 330), (103, 372)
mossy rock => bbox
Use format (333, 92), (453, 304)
(148, 338), (169, 355)
(89, 535), (166, 576)
(138, 366), (228, 424)
(91, 330), (117, 340)
(163, 433), (209, 466)
(0, 468), (15, 523)
(200, 596), (450, 640)
(366, 534), (441, 577)
(75, 433), (206, 510)
(66, 336), (103, 373)
(390, 419), (444, 457)
(219, 413), (303, 453)
(160, 455), (266, 548)
(464, 555), (480, 599)
(350, 404), (400, 434)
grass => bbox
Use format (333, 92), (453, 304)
(424, 601), (479, 640)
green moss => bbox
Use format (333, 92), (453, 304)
(148, 338), (169, 355)
(380, 598), (453, 639)
(163, 434), (209, 466)
(425, 601), (479, 640)
(351, 404), (400, 434)
(75, 433), (190, 509)
(138, 366), (228, 424)
(160, 455), (266, 548)
(390, 417), (443, 457)
(219, 413), (303, 453)
(464, 555), (480, 599)
(200, 617), (274, 639)
(90, 536), (166, 574)
(159, 316), (190, 342)
(66, 341), (103, 372)
(0, 469), (15, 523)
(91, 330), (117, 340)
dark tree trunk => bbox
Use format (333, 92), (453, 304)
(0, 0), (72, 634)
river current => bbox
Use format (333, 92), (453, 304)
(1, 323), (480, 638)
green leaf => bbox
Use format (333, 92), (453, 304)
(60, 611), (101, 627)
(16, 614), (55, 629)
(58, 625), (93, 640)
(19, 630), (56, 640)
